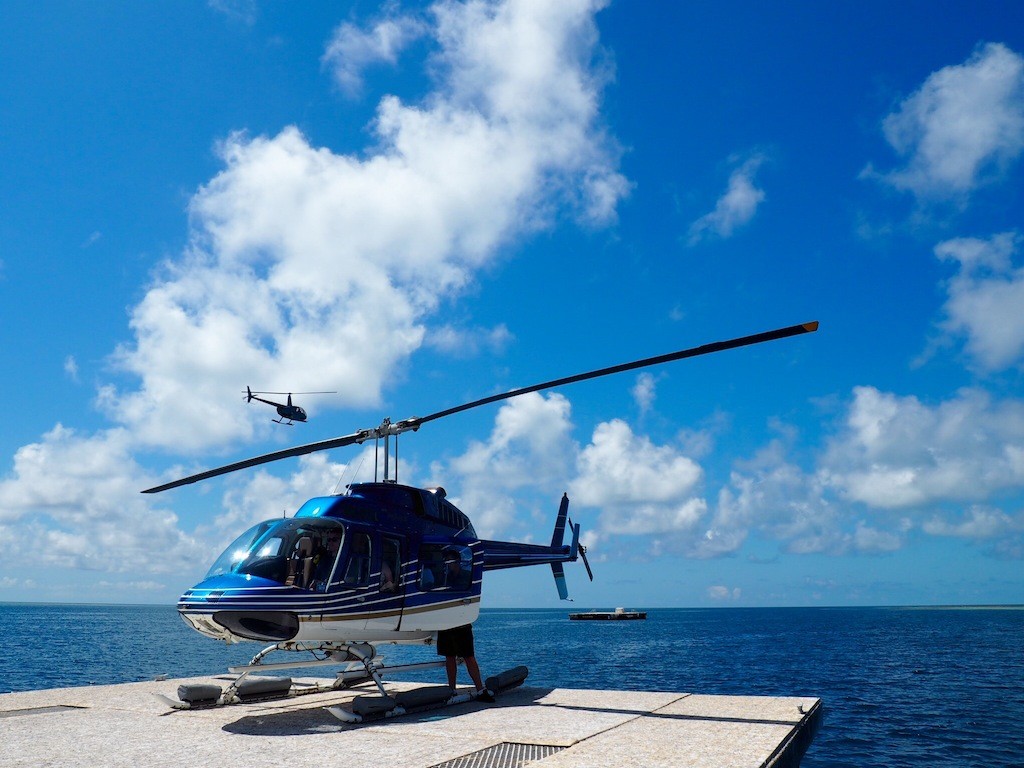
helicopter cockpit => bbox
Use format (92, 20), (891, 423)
(206, 517), (347, 591)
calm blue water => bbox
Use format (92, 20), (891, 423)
(1, 604), (1022, 767)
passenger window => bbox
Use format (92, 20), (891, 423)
(343, 532), (372, 586)
(381, 538), (401, 593)
(418, 544), (472, 592)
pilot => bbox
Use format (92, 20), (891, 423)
(312, 528), (342, 590)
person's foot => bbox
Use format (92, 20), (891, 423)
(475, 689), (495, 703)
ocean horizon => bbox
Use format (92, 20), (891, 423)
(2, 603), (1022, 766)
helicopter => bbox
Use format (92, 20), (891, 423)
(145, 321), (818, 713)
(245, 387), (337, 425)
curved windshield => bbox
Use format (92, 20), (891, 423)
(206, 518), (345, 591)
(206, 521), (278, 579)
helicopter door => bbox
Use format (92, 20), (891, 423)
(317, 530), (375, 632)
(364, 535), (404, 632)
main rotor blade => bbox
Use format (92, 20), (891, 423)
(141, 430), (369, 494)
(142, 321), (817, 495)
(410, 321), (819, 428)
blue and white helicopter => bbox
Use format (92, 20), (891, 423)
(145, 321), (818, 715)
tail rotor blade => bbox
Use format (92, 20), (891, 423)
(579, 545), (594, 582)
(569, 515), (594, 582)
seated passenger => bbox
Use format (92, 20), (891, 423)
(380, 561), (396, 593)
(312, 529), (342, 590)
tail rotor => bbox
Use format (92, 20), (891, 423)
(548, 494), (594, 600)
(570, 514), (594, 582)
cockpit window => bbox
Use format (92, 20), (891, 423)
(206, 521), (277, 579)
(206, 518), (345, 591)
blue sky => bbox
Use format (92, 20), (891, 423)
(2, 0), (1024, 608)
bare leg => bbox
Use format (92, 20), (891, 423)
(464, 656), (485, 691)
(445, 656), (458, 688)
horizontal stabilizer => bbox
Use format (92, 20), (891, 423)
(551, 562), (569, 600)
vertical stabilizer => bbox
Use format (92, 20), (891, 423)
(550, 493), (569, 547)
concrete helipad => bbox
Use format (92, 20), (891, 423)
(0, 677), (821, 767)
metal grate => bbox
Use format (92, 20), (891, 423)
(429, 742), (565, 768)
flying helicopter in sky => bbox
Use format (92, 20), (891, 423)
(146, 321), (818, 714)
(245, 387), (337, 425)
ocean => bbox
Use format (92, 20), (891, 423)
(1, 604), (1021, 767)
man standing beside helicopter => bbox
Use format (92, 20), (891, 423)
(437, 552), (495, 703)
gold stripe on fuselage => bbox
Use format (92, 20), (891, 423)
(298, 595), (481, 623)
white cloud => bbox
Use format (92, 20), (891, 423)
(64, 356), (79, 382)
(688, 154), (766, 244)
(322, 9), (427, 97)
(707, 585), (741, 601)
(0, 426), (204, 573)
(869, 42), (1024, 202)
(426, 323), (513, 357)
(571, 419), (706, 538)
(923, 505), (1024, 539)
(631, 372), (656, 415)
(706, 441), (844, 557)
(2, 0), (628, 586)
(443, 392), (576, 537)
(825, 386), (1024, 509)
(935, 232), (1024, 371)
(99, 0), (625, 454)
(694, 385), (1024, 558)
(852, 522), (903, 553)
(437, 394), (709, 544)
(207, 0), (257, 26)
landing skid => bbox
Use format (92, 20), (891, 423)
(154, 641), (445, 711)
(327, 664), (530, 724)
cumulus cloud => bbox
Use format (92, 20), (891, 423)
(707, 585), (741, 601)
(198, 449), (372, 553)
(935, 232), (1024, 371)
(704, 441), (845, 557)
(923, 505), (1024, 539)
(690, 384), (1024, 559)
(1, 0), (627, 585)
(824, 386), (1024, 510)
(99, 0), (626, 453)
(435, 392), (710, 546)
(0, 426), (204, 572)
(322, 8), (427, 97)
(867, 42), (1024, 203)
(571, 420), (706, 537)
(688, 154), (766, 244)
(443, 392), (576, 537)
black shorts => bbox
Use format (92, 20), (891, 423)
(436, 623), (474, 657)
